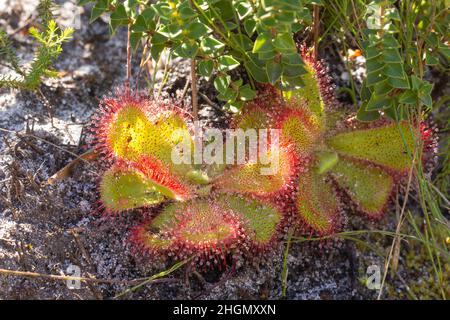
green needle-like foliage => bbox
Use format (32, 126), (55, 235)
(0, 1), (73, 90)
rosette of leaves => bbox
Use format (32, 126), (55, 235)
(91, 47), (433, 265)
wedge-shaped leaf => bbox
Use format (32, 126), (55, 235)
(105, 104), (156, 161)
(253, 32), (274, 53)
(296, 170), (339, 234)
(331, 158), (394, 217)
(132, 202), (182, 252)
(100, 165), (165, 212)
(145, 111), (195, 178)
(216, 194), (282, 246)
(388, 76), (410, 89)
(134, 199), (245, 255)
(97, 100), (195, 183)
(327, 121), (416, 171)
(356, 104), (381, 122)
(383, 48), (402, 63)
(283, 63), (325, 118)
(366, 70), (385, 86)
(235, 105), (271, 130)
(384, 62), (406, 79)
(366, 94), (393, 111)
(276, 107), (322, 155)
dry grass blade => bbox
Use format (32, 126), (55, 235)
(47, 149), (97, 184)
(0, 268), (170, 286)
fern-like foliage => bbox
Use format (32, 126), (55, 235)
(0, 0), (73, 91)
(37, 0), (56, 26)
(0, 29), (22, 75)
(24, 21), (73, 90)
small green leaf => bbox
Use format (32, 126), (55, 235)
(141, 7), (156, 22)
(150, 44), (164, 60)
(425, 53), (439, 66)
(110, 4), (129, 33)
(215, 0), (234, 20)
(356, 105), (380, 122)
(281, 53), (303, 66)
(187, 21), (209, 39)
(388, 76), (410, 89)
(90, 0), (109, 22)
(201, 36), (225, 55)
(214, 75), (231, 94)
(383, 63), (406, 79)
(266, 60), (282, 84)
(151, 2), (172, 19)
(151, 32), (168, 45)
(130, 32), (142, 50)
(244, 19), (256, 36)
(239, 84), (256, 101)
(399, 90), (417, 105)
(382, 34), (400, 48)
(173, 42), (199, 58)
(273, 33), (296, 53)
(180, 6), (197, 19)
(132, 15), (147, 32)
(166, 24), (183, 39)
(236, 2), (252, 19)
(366, 94), (392, 111)
(257, 50), (277, 60)
(282, 63), (306, 77)
(218, 55), (240, 72)
(227, 100), (244, 113)
(218, 87), (238, 102)
(410, 75), (422, 90)
(373, 80), (394, 95)
(385, 7), (400, 21)
(418, 82), (433, 107)
(230, 33), (253, 51)
(383, 48), (402, 63)
(253, 32), (274, 53)
(438, 45), (450, 59)
(244, 55), (269, 82)
(365, 45), (383, 60)
(366, 70), (384, 86)
(198, 60), (214, 78)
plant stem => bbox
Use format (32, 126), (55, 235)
(191, 59), (198, 121)
(125, 23), (132, 91)
(313, 5), (320, 60)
